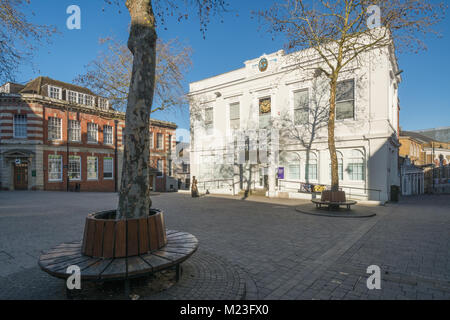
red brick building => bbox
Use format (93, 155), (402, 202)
(0, 77), (177, 192)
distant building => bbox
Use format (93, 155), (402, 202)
(399, 156), (424, 196)
(399, 130), (450, 193)
(0, 77), (177, 192)
(174, 141), (190, 190)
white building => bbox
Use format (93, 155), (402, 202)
(400, 156), (424, 196)
(189, 44), (401, 202)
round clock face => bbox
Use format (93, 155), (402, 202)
(258, 58), (268, 72)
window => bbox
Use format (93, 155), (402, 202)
(67, 90), (78, 104)
(330, 151), (344, 180)
(78, 93), (85, 105)
(205, 107), (214, 135)
(348, 150), (365, 181)
(103, 157), (113, 179)
(282, 152), (301, 180)
(168, 160), (172, 176)
(294, 89), (309, 125)
(305, 153), (318, 180)
(68, 156), (81, 180)
(13, 114), (27, 138)
(49, 86), (62, 99)
(157, 133), (163, 149)
(157, 159), (163, 177)
(230, 102), (240, 130)
(48, 117), (62, 140)
(48, 155), (62, 181)
(336, 79), (355, 120)
(259, 98), (271, 129)
(85, 95), (94, 106)
(168, 134), (172, 152)
(98, 98), (109, 110)
(104, 125), (113, 145)
(68, 120), (81, 142)
(287, 164), (301, 180)
(87, 123), (98, 143)
(150, 132), (154, 149)
(87, 156), (98, 180)
(182, 162), (189, 173)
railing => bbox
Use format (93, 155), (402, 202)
(197, 179), (236, 194)
(278, 179), (382, 201)
(197, 179), (265, 195)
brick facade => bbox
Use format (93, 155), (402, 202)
(0, 78), (177, 192)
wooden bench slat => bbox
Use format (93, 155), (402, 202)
(140, 252), (173, 271)
(127, 256), (153, 276)
(100, 258), (126, 280)
(45, 256), (92, 273)
(152, 250), (188, 262)
(81, 259), (113, 279)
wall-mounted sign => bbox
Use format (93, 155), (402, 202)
(277, 167), (285, 179)
(15, 158), (21, 165)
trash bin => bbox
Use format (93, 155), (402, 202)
(390, 185), (400, 202)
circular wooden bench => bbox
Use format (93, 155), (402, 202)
(38, 230), (198, 288)
(312, 190), (357, 211)
(311, 199), (357, 210)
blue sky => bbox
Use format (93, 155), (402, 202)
(14, 0), (450, 133)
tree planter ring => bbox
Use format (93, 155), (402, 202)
(81, 209), (167, 259)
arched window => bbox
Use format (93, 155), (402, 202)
(330, 151), (344, 180)
(282, 152), (301, 181)
(348, 150), (365, 181)
(305, 152), (318, 180)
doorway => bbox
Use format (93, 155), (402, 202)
(14, 163), (28, 190)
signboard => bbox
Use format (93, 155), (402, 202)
(15, 158), (21, 165)
(277, 167), (285, 179)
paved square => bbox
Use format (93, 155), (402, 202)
(0, 191), (449, 299)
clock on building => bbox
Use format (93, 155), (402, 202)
(258, 58), (268, 72)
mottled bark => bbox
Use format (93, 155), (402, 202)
(328, 76), (339, 192)
(117, 0), (157, 219)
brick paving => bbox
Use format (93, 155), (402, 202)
(0, 191), (449, 300)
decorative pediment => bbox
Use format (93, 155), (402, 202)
(1, 149), (35, 158)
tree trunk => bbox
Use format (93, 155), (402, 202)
(117, 0), (157, 219)
(328, 76), (339, 192)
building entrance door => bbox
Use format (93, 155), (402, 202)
(14, 163), (28, 190)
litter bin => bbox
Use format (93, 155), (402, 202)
(390, 185), (400, 202)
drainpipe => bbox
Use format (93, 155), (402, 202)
(114, 119), (118, 193)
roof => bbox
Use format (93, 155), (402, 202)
(150, 118), (177, 129)
(20, 76), (97, 96)
(400, 131), (437, 144)
(413, 127), (450, 143)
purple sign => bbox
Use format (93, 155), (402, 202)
(277, 167), (285, 179)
